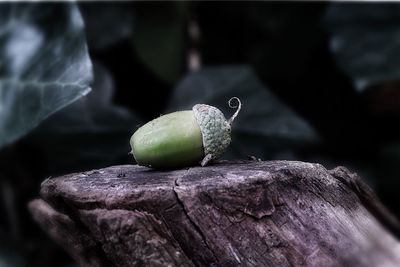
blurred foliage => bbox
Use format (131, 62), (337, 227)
(79, 3), (135, 51)
(325, 3), (400, 92)
(377, 143), (400, 213)
(1, 2), (400, 267)
(0, 241), (24, 267)
(195, 2), (370, 155)
(168, 66), (320, 160)
(132, 2), (187, 84)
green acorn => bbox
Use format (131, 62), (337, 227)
(130, 97), (242, 169)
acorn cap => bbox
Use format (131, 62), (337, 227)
(193, 104), (231, 160)
(192, 97), (242, 165)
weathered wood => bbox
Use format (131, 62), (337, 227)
(29, 160), (400, 267)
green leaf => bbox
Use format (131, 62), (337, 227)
(133, 2), (187, 84)
(325, 4), (400, 92)
(0, 3), (93, 149)
(167, 66), (320, 160)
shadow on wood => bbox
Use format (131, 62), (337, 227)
(29, 160), (400, 267)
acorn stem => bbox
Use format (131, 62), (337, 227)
(201, 153), (213, 167)
(227, 97), (242, 125)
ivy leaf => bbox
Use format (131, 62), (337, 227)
(167, 66), (320, 160)
(0, 3), (93, 149)
(325, 3), (400, 92)
(27, 63), (141, 176)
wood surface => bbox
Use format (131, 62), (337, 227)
(29, 160), (400, 267)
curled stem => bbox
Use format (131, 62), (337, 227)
(228, 97), (242, 125)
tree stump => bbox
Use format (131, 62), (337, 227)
(29, 161), (400, 267)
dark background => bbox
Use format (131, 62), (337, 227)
(1, 2), (400, 266)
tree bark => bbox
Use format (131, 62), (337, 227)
(29, 160), (400, 267)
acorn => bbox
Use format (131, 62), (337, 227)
(130, 97), (242, 169)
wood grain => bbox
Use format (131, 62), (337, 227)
(29, 160), (400, 267)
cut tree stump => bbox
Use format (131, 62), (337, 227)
(29, 161), (400, 267)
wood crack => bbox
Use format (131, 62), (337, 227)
(172, 177), (219, 266)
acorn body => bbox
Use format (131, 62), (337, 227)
(130, 111), (204, 169)
(130, 98), (241, 169)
